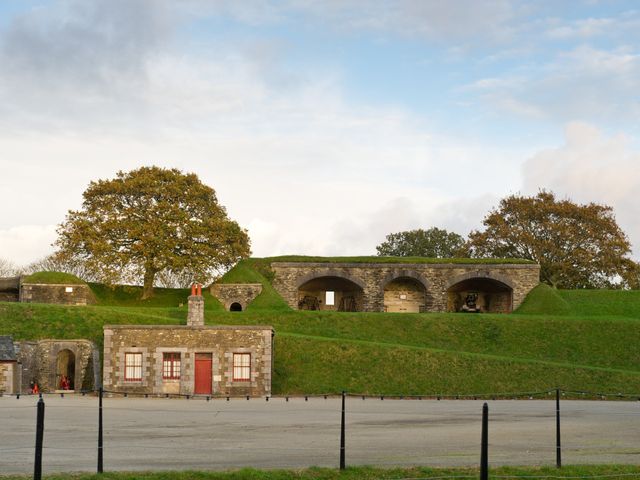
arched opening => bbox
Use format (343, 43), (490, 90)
(56, 349), (75, 390)
(297, 276), (363, 312)
(229, 302), (243, 312)
(384, 277), (427, 313)
(447, 278), (513, 313)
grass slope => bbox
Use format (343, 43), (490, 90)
(2, 298), (640, 394)
(514, 284), (572, 315)
(23, 271), (85, 284)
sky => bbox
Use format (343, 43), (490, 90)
(1, 0), (639, 266)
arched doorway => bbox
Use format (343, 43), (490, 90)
(384, 277), (427, 313)
(447, 278), (513, 313)
(56, 349), (75, 390)
(297, 276), (363, 312)
(229, 302), (243, 312)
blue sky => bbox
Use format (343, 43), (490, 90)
(0, 0), (639, 265)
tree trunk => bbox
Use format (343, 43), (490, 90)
(142, 268), (156, 299)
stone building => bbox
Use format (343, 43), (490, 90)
(0, 275), (96, 305)
(103, 288), (274, 397)
(0, 336), (98, 394)
(15, 339), (99, 393)
(269, 260), (540, 313)
(210, 283), (262, 311)
(0, 336), (19, 394)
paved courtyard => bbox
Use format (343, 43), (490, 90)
(1, 395), (638, 474)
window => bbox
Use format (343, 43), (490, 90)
(325, 291), (335, 306)
(233, 353), (251, 382)
(162, 352), (181, 380)
(124, 353), (142, 381)
(65, 286), (74, 293)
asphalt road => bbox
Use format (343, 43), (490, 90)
(1, 395), (638, 474)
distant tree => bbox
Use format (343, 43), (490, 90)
(55, 166), (251, 298)
(376, 227), (465, 258)
(0, 258), (18, 277)
(467, 191), (639, 289)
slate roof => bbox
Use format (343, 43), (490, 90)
(0, 336), (16, 362)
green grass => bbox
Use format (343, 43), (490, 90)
(514, 284), (572, 315)
(23, 271), (85, 284)
(3, 263), (640, 396)
(559, 289), (640, 318)
(88, 283), (225, 311)
(2, 296), (640, 394)
(219, 259), (290, 311)
(3, 465), (640, 480)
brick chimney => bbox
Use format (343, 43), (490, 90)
(187, 283), (204, 327)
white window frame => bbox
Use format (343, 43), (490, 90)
(124, 352), (142, 382)
(232, 353), (251, 382)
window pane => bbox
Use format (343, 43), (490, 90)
(233, 353), (251, 381)
(125, 353), (142, 381)
(326, 291), (335, 306)
(163, 352), (181, 380)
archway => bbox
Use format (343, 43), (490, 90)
(297, 276), (364, 312)
(384, 277), (427, 313)
(229, 302), (243, 312)
(447, 278), (513, 313)
(56, 349), (75, 390)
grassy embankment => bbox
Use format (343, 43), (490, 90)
(3, 465), (640, 480)
(1, 259), (640, 395)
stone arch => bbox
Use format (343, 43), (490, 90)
(56, 348), (76, 390)
(381, 269), (430, 291)
(295, 269), (366, 291)
(446, 272), (514, 313)
(297, 273), (365, 312)
(445, 271), (514, 290)
(229, 302), (243, 312)
(382, 272), (427, 313)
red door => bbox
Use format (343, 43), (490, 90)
(194, 353), (212, 395)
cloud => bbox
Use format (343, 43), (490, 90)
(466, 45), (640, 123)
(523, 122), (640, 256)
(0, 225), (57, 266)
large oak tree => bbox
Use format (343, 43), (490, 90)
(55, 167), (250, 298)
(467, 191), (638, 289)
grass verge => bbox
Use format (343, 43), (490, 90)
(2, 465), (640, 480)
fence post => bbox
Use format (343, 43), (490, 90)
(480, 402), (488, 480)
(34, 396), (45, 480)
(340, 391), (346, 470)
(556, 388), (562, 468)
(98, 387), (104, 474)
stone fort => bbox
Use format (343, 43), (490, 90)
(214, 260), (541, 314)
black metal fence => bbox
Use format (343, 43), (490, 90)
(1, 387), (638, 479)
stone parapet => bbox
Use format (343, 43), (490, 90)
(20, 283), (96, 305)
(272, 261), (540, 313)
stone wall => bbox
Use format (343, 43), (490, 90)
(20, 283), (96, 306)
(14, 339), (99, 393)
(211, 283), (263, 311)
(272, 262), (540, 313)
(0, 362), (16, 394)
(103, 325), (273, 397)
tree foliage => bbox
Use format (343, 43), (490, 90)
(55, 166), (251, 298)
(467, 191), (638, 289)
(376, 227), (465, 258)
